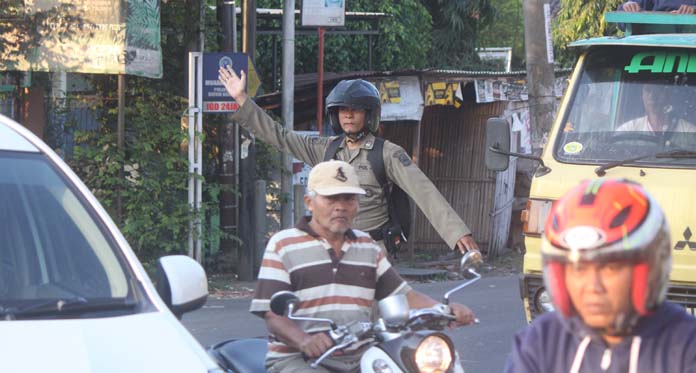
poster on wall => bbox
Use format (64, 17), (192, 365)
(0, 0), (162, 78)
(376, 77), (424, 121)
(474, 77), (567, 103)
(424, 81), (461, 108)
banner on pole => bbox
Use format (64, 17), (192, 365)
(0, 0), (163, 78)
(301, 0), (345, 27)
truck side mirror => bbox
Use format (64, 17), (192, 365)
(485, 118), (511, 172)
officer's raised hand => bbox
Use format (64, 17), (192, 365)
(218, 65), (248, 106)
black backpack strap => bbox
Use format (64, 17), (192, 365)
(367, 137), (388, 188)
(323, 135), (344, 161)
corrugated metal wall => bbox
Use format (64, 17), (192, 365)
(412, 101), (508, 254)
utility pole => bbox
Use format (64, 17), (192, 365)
(218, 0), (238, 272)
(238, 0), (257, 281)
(281, 0), (295, 228)
(523, 0), (556, 153)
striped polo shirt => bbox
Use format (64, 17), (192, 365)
(249, 216), (411, 364)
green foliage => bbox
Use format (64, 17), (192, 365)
(253, 0), (432, 89)
(478, 0), (525, 69)
(348, 0), (432, 71)
(67, 84), (223, 263)
(424, 0), (495, 69)
(553, 0), (624, 66)
(251, 0), (496, 88)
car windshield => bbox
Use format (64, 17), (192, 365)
(0, 151), (132, 317)
(554, 46), (696, 168)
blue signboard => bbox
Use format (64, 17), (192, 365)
(202, 52), (248, 112)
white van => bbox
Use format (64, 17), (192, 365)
(0, 114), (222, 373)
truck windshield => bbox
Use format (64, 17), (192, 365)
(554, 47), (696, 168)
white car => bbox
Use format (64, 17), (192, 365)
(0, 114), (222, 373)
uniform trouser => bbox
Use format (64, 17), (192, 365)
(267, 354), (360, 372)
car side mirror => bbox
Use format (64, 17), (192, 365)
(270, 291), (300, 316)
(156, 255), (208, 319)
(485, 117), (511, 171)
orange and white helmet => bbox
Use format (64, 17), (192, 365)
(541, 179), (671, 321)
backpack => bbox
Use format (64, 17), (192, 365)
(323, 136), (412, 245)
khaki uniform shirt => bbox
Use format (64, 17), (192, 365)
(233, 99), (471, 249)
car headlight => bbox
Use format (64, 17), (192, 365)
(414, 335), (453, 373)
(534, 287), (555, 313)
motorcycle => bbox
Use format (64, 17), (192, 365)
(208, 250), (483, 373)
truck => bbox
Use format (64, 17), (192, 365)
(486, 11), (696, 321)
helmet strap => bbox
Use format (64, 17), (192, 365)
(345, 128), (369, 142)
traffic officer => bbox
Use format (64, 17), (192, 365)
(218, 65), (479, 254)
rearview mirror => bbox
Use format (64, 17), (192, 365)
(378, 294), (410, 328)
(460, 250), (483, 279)
(485, 117), (511, 171)
(270, 291), (300, 316)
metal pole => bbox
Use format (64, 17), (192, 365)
(281, 0), (295, 228)
(187, 52), (200, 259)
(523, 0), (556, 153)
(185, 53), (203, 262)
(117, 74), (125, 224)
(317, 27), (325, 135)
(367, 35), (373, 70)
(195, 55), (203, 263)
(222, 1), (235, 51)
(239, 0), (257, 281)
(254, 180), (267, 273)
(219, 0), (239, 271)
(293, 184), (306, 224)
(272, 35), (278, 91)
(242, 0), (257, 60)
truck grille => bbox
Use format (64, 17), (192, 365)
(667, 285), (696, 316)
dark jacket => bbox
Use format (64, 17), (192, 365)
(504, 302), (696, 373)
(619, 0), (696, 11)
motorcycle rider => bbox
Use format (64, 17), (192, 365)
(218, 65), (478, 255)
(250, 160), (476, 372)
(505, 179), (696, 373)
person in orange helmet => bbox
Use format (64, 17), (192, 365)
(505, 179), (696, 373)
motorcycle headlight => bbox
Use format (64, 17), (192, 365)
(414, 335), (453, 373)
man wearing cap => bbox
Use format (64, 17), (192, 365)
(250, 160), (476, 372)
(219, 65), (478, 255)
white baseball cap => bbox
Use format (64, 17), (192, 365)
(308, 160), (366, 196)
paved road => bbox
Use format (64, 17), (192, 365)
(182, 275), (527, 372)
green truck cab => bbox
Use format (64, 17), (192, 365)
(487, 12), (696, 321)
